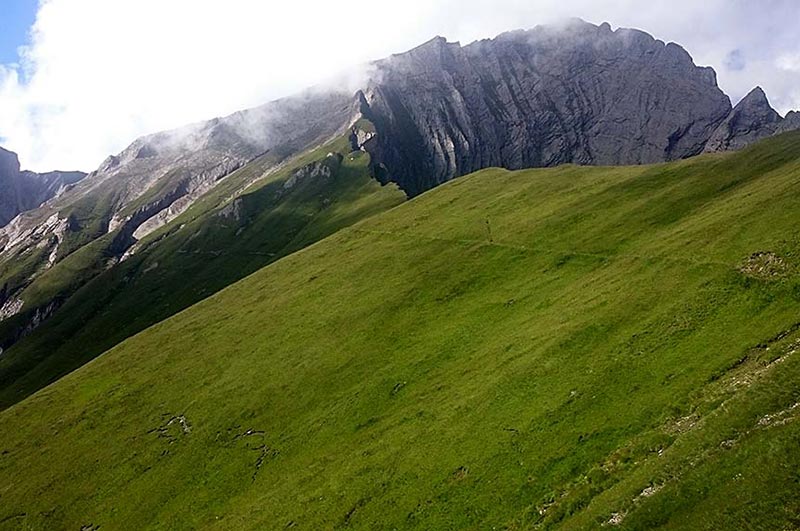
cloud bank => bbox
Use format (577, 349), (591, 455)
(1, 0), (798, 172)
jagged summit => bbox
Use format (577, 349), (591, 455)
(410, 35), (452, 49)
(780, 110), (800, 133)
(742, 85), (769, 102)
(704, 86), (785, 152)
(732, 86), (779, 116)
(360, 19), (732, 195)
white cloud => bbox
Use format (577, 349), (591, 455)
(777, 53), (800, 72)
(1, 0), (799, 172)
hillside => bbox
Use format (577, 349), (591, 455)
(1, 132), (800, 529)
(0, 132), (404, 408)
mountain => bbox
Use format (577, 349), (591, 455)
(0, 91), (357, 349)
(0, 20), (799, 408)
(358, 20), (800, 195)
(1, 131), (800, 529)
(704, 87), (785, 152)
(359, 21), (732, 195)
(0, 147), (85, 226)
(777, 110), (800, 134)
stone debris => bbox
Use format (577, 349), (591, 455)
(757, 402), (800, 428)
(739, 251), (789, 280)
(148, 414), (191, 444)
(637, 484), (663, 500)
(606, 511), (626, 526)
(0, 297), (23, 321)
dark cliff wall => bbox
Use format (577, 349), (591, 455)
(359, 20), (734, 196)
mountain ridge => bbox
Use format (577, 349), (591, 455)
(356, 20), (797, 195)
(0, 19), (798, 407)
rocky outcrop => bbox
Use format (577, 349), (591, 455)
(0, 213), (67, 255)
(776, 111), (800, 135)
(0, 147), (85, 226)
(80, 90), (356, 245)
(0, 298), (64, 351)
(274, 153), (342, 200)
(703, 87), (785, 152)
(0, 149), (20, 226)
(357, 20), (734, 195)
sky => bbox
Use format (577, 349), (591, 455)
(0, 0), (799, 172)
(0, 0), (37, 64)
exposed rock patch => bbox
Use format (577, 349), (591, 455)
(0, 298), (64, 350)
(349, 120), (377, 151)
(148, 414), (191, 445)
(663, 413), (701, 435)
(739, 251), (789, 280)
(133, 195), (193, 241)
(275, 154), (342, 200)
(218, 198), (243, 221)
(606, 511), (626, 526)
(757, 402), (800, 428)
(0, 298), (24, 321)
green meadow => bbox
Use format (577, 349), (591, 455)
(2, 132), (800, 529)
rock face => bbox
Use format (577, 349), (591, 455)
(0, 90), (356, 261)
(358, 20), (734, 195)
(77, 89), (357, 253)
(0, 147), (85, 226)
(704, 87), (784, 152)
(777, 111), (800, 135)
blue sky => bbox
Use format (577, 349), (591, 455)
(0, 0), (37, 64)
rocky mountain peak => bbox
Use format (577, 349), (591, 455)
(703, 86), (784, 152)
(415, 35), (450, 50)
(738, 86), (776, 112)
(0, 147), (86, 227)
(361, 20), (733, 195)
(777, 110), (800, 134)
(0, 147), (21, 171)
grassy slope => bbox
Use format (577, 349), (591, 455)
(1, 133), (800, 529)
(0, 139), (404, 408)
